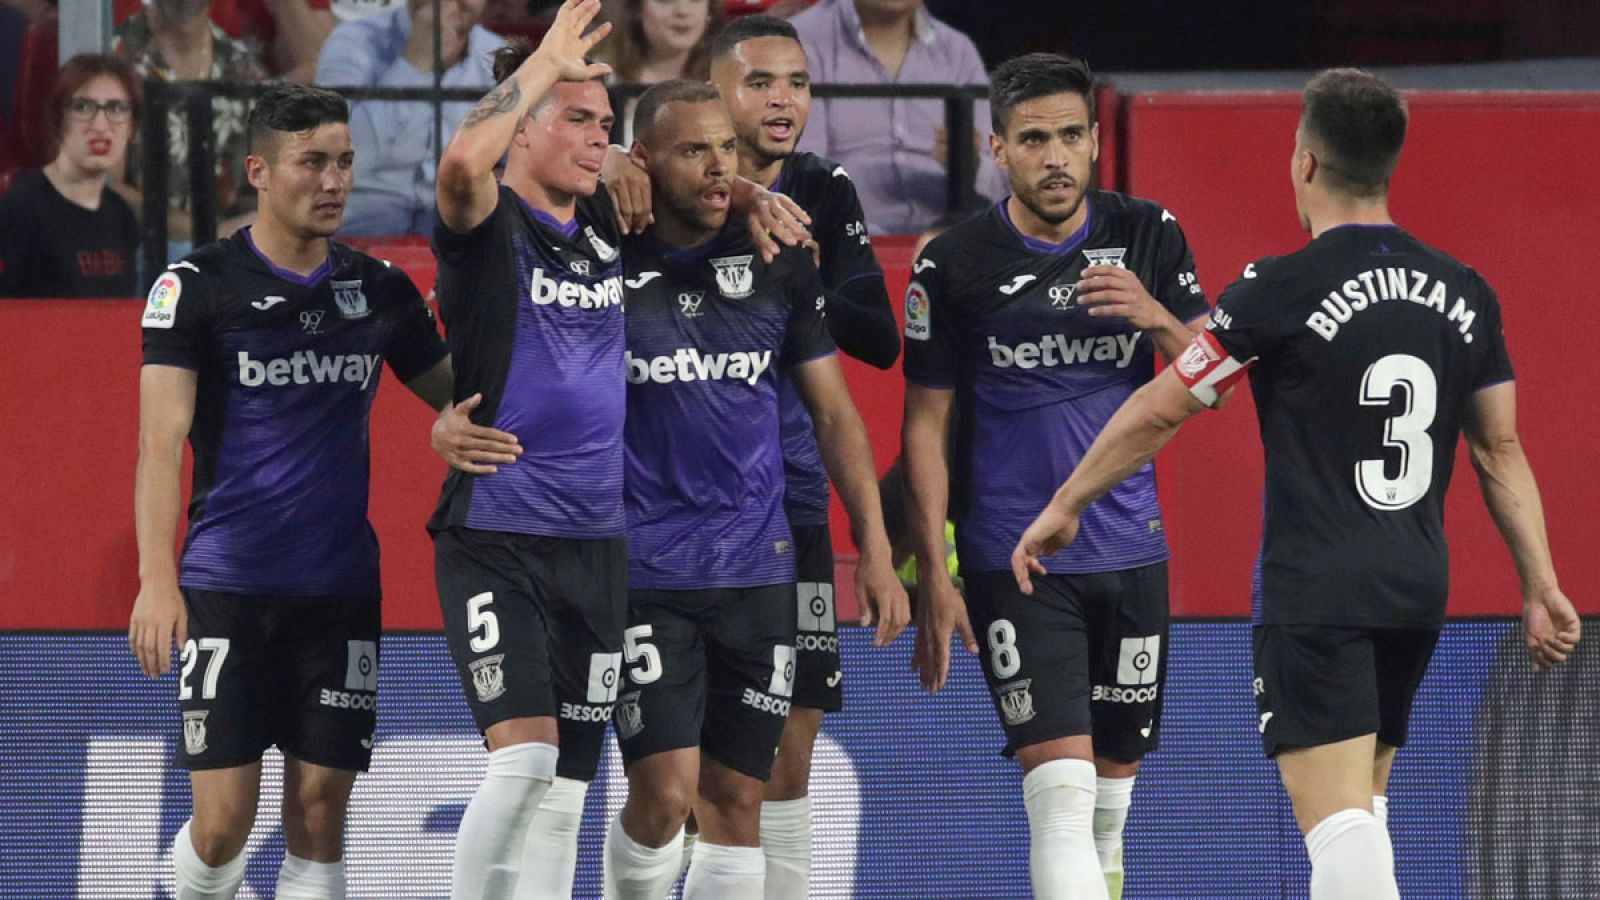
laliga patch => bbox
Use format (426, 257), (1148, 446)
(142, 271), (182, 329)
(905, 281), (931, 341)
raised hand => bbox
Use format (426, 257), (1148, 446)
(532, 0), (614, 83)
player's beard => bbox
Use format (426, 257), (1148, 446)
(661, 186), (728, 238)
(1015, 178), (1085, 227)
(737, 122), (794, 172)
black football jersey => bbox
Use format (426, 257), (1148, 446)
(1191, 224), (1514, 628)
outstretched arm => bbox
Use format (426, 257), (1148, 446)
(1464, 382), (1579, 669)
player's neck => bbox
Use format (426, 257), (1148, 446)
(249, 219), (329, 277)
(1307, 196), (1392, 239)
(43, 158), (107, 210)
(739, 149), (783, 190)
(650, 209), (718, 251)
(505, 171), (578, 225)
(1006, 194), (1088, 245)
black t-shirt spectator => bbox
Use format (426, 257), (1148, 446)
(0, 169), (140, 298)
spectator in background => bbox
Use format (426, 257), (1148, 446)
(0, 54), (141, 297)
(790, 0), (1004, 234)
(595, 0), (722, 142)
(115, 0), (266, 243)
(316, 0), (504, 235)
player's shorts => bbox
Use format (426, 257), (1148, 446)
(435, 527), (628, 782)
(177, 589), (381, 772)
(1253, 624), (1440, 757)
(614, 583), (797, 781)
(791, 523), (842, 712)
(963, 564), (1169, 763)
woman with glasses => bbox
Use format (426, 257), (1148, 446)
(0, 54), (142, 297)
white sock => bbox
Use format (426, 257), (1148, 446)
(1093, 776), (1135, 899)
(677, 829), (698, 884)
(275, 853), (346, 899)
(760, 797), (811, 900)
(452, 742), (559, 900)
(683, 841), (765, 900)
(1305, 808), (1399, 900)
(1371, 795), (1388, 830)
(515, 776), (587, 900)
(604, 819), (684, 900)
(173, 820), (248, 900)
(1022, 759), (1110, 900)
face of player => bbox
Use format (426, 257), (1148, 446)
(991, 91), (1098, 228)
(640, 0), (711, 57)
(56, 76), (134, 179)
(711, 36), (811, 167)
(519, 80), (614, 200)
(250, 123), (355, 240)
(1291, 123), (1313, 232)
(643, 100), (737, 236)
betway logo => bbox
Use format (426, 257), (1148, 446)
(626, 348), (772, 386)
(531, 267), (622, 309)
(987, 333), (1140, 369)
(238, 350), (381, 389)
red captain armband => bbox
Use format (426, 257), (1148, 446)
(1174, 331), (1253, 407)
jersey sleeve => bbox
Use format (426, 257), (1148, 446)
(1172, 259), (1288, 406)
(380, 266), (449, 382)
(779, 250), (836, 366)
(809, 166), (899, 368)
(140, 265), (213, 370)
(432, 189), (508, 263)
(1472, 282), (1515, 390)
(1151, 207), (1210, 323)
(901, 248), (957, 389)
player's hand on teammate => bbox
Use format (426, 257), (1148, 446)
(531, 0), (613, 83)
(1011, 504), (1080, 595)
(855, 554), (911, 647)
(912, 575), (977, 693)
(432, 393), (523, 475)
(732, 178), (812, 263)
(1077, 264), (1172, 331)
(1523, 584), (1582, 670)
(129, 581), (187, 677)
(603, 146), (654, 235)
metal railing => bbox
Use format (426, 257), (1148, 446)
(139, 79), (987, 284)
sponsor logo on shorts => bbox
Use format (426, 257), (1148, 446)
(345, 640), (379, 692)
(1116, 635), (1161, 685)
(770, 645), (796, 698)
(711, 254), (755, 299)
(826, 671), (843, 688)
(796, 634), (840, 653)
(559, 702), (614, 723)
(1259, 711), (1274, 734)
(797, 582), (835, 633)
(1092, 684), (1160, 704)
(182, 710), (208, 756)
(614, 691), (643, 739)
(332, 279), (369, 319)
(998, 679), (1036, 726)
(320, 688), (379, 710)
(741, 688), (792, 717)
(469, 654), (506, 703)
(585, 652), (623, 704)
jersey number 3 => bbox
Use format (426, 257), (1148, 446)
(1355, 353), (1436, 511)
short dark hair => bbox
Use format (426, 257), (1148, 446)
(710, 14), (800, 63)
(248, 83), (348, 156)
(492, 38), (535, 85)
(989, 52), (1095, 135)
(49, 54), (142, 142)
(632, 79), (723, 146)
(1300, 68), (1408, 198)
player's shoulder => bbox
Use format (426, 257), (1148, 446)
(919, 205), (1002, 266)
(331, 241), (422, 300)
(1090, 190), (1189, 239)
(784, 151), (856, 189)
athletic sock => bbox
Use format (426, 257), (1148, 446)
(275, 853), (346, 899)
(1022, 759), (1110, 900)
(173, 820), (248, 900)
(676, 828), (698, 884)
(760, 797), (811, 900)
(515, 776), (587, 900)
(452, 742), (558, 900)
(683, 840), (765, 900)
(1371, 795), (1388, 830)
(1093, 776), (1135, 900)
(1304, 808), (1399, 900)
(604, 818), (684, 900)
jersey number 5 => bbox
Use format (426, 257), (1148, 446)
(1355, 353), (1436, 511)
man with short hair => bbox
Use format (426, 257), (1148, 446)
(130, 82), (453, 900)
(1012, 68), (1581, 900)
(905, 53), (1209, 899)
(602, 79), (905, 900)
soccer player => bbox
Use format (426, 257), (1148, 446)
(904, 54), (1210, 900)
(129, 83), (452, 900)
(1012, 68), (1581, 900)
(602, 80), (906, 900)
(424, 2), (623, 897)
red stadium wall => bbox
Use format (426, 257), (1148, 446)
(3, 92), (1595, 629)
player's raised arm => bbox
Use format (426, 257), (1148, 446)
(435, 0), (612, 230)
(129, 364), (198, 677)
(902, 383), (976, 691)
(793, 355), (909, 647)
(1463, 382), (1580, 669)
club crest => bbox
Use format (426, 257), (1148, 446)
(711, 255), (754, 299)
(332, 279), (369, 319)
(469, 654), (506, 703)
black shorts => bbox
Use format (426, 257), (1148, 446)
(177, 589), (380, 772)
(791, 523), (842, 712)
(1253, 624), (1440, 757)
(963, 564), (1169, 763)
(614, 583), (797, 781)
(435, 527), (628, 781)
